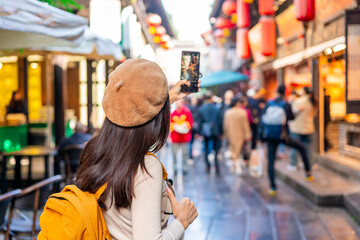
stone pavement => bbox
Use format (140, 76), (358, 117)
(163, 151), (360, 240)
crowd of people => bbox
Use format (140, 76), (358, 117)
(37, 59), (319, 239)
(165, 84), (316, 196)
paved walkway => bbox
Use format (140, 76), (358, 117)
(161, 146), (360, 240)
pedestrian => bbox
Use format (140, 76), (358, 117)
(170, 99), (193, 175)
(58, 121), (92, 151)
(223, 97), (252, 175)
(240, 96), (253, 164)
(198, 91), (222, 174)
(218, 90), (234, 159)
(75, 59), (198, 240)
(185, 96), (200, 161)
(288, 87), (316, 171)
(324, 89), (331, 151)
(247, 88), (266, 150)
(261, 85), (314, 196)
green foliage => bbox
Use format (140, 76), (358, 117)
(38, 0), (84, 13)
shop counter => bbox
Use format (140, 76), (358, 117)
(0, 124), (28, 152)
(339, 121), (360, 159)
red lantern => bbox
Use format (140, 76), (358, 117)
(155, 26), (166, 35)
(215, 18), (235, 29)
(146, 14), (162, 27)
(259, 0), (275, 16)
(294, 0), (315, 21)
(236, 28), (251, 59)
(236, 0), (250, 28)
(222, 0), (237, 15)
(160, 34), (171, 44)
(260, 16), (276, 56)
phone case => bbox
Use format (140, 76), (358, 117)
(180, 51), (200, 93)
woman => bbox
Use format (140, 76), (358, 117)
(288, 87), (316, 171)
(223, 97), (252, 175)
(75, 59), (198, 240)
(6, 91), (27, 115)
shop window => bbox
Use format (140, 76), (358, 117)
(28, 61), (42, 122)
(319, 54), (346, 119)
(79, 60), (88, 126)
(0, 59), (18, 120)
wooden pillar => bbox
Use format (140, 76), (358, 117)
(86, 59), (95, 134)
(54, 64), (65, 145)
(105, 60), (109, 86)
(23, 58), (29, 121)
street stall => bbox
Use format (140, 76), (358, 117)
(201, 70), (248, 96)
(0, 0), (88, 151)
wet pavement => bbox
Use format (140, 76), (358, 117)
(161, 144), (360, 240)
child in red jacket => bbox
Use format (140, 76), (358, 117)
(170, 99), (193, 174)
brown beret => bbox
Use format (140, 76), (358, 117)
(102, 59), (169, 127)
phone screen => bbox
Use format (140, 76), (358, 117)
(180, 51), (200, 93)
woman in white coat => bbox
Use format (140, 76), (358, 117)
(288, 87), (316, 171)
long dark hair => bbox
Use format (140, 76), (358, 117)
(75, 97), (170, 209)
(8, 91), (21, 109)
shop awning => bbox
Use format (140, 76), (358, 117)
(273, 51), (304, 70)
(304, 36), (345, 59)
(42, 28), (122, 60)
(201, 70), (248, 88)
(273, 36), (346, 69)
(0, 0), (88, 50)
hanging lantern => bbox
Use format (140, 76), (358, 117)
(294, 0), (315, 21)
(161, 42), (170, 50)
(215, 17), (235, 29)
(222, 0), (237, 15)
(155, 26), (166, 35)
(160, 34), (171, 44)
(161, 41), (173, 50)
(153, 35), (161, 44)
(260, 16), (276, 56)
(236, 0), (250, 28)
(149, 26), (156, 35)
(259, 0), (275, 16)
(243, 0), (253, 3)
(146, 14), (162, 27)
(236, 28), (251, 59)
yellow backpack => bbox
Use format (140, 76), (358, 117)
(37, 184), (111, 240)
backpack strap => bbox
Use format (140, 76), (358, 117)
(146, 152), (167, 181)
(146, 152), (175, 196)
(95, 183), (107, 199)
(59, 192), (98, 240)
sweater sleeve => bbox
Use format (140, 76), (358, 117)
(131, 156), (184, 240)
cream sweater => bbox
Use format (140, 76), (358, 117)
(289, 95), (315, 135)
(102, 154), (185, 240)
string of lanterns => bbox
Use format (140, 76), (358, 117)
(212, 0), (316, 60)
(146, 13), (173, 50)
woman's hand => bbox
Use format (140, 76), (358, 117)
(167, 188), (198, 229)
(169, 80), (201, 105)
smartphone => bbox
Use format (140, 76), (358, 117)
(180, 51), (200, 92)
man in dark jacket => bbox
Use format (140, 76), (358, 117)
(199, 91), (222, 174)
(262, 85), (313, 196)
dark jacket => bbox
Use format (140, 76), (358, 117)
(58, 133), (92, 151)
(198, 102), (222, 137)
